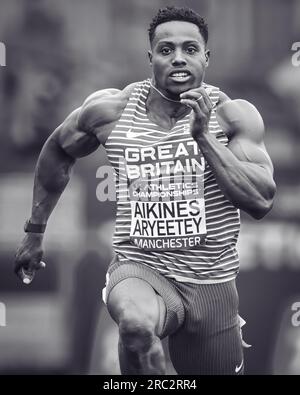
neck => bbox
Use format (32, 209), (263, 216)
(146, 80), (189, 127)
(149, 80), (181, 103)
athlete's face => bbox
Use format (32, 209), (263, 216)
(148, 21), (210, 98)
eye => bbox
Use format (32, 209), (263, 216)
(186, 46), (198, 55)
(160, 47), (172, 55)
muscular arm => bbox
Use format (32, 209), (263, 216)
(15, 87), (127, 282)
(28, 86), (129, 225)
(14, 108), (99, 281)
(30, 108), (100, 225)
(181, 89), (276, 219)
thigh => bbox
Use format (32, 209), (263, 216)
(169, 280), (244, 375)
(107, 277), (166, 336)
(169, 318), (244, 375)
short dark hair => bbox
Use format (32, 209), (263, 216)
(148, 6), (208, 46)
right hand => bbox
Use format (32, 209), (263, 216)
(14, 233), (46, 284)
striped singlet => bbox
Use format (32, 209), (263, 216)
(104, 79), (240, 284)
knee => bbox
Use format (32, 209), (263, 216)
(119, 309), (156, 353)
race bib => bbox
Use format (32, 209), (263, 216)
(125, 138), (207, 251)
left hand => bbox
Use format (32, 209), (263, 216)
(180, 87), (214, 140)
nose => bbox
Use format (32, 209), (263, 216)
(171, 49), (187, 66)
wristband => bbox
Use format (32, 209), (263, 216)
(24, 220), (46, 234)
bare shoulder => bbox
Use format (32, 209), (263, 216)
(78, 82), (138, 132)
(216, 91), (264, 142)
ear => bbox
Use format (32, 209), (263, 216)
(205, 49), (210, 67)
(148, 50), (153, 65)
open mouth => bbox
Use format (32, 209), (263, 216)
(169, 71), (191, 82)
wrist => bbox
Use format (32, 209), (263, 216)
(24, 219), (46, 234)
(194, 129), (209, 143)
(25, 232), (44, 243)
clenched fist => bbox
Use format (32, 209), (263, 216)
(14, 233), (46, 284)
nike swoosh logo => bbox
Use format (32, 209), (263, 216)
(126, 129), (154, 139)
(235, 360), (244, 374)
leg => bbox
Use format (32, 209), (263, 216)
(170, 319), (244, 375)
(169, 280), (244, 375)
(107, 277), (167, 375)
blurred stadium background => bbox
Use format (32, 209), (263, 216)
(0, 0), (300, 375)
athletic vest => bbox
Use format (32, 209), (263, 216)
(104, 79), (240, 284)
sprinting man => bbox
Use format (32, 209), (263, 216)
(15, 6), (276, 374)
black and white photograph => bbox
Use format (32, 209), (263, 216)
(0, 0), (300, 379)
